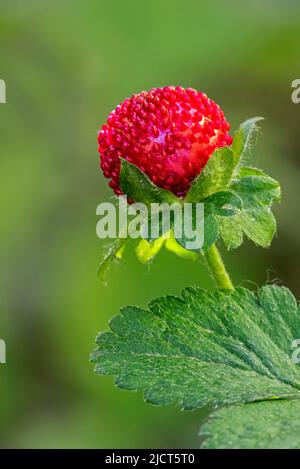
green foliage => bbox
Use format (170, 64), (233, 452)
(204, 191), (242, 217)
(231, 117), (264, 167)
(218, 169), (280, 249)
(120, 159), (177, 205)
(136, 234), (198, 263)
(2, 0), (299, 449)
(92, 285), (300, 447)
(97, 237), (127, 284)
(201, 400), (300, 449)
(97, 118), (281, 280)
(185, 147), (234, 201)
(164, 235), (198, 260)
(184, 118), (280, 251)
(135, 237), (166, 264)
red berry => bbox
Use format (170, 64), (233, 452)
(98, 86), (232, 198)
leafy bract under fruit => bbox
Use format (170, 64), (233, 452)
(97, 237), (127, 285)
(184, 117), (280, 250)
(91, 284), (300, 448)
(97, 117), (280, 282)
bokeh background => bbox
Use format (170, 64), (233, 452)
(0, 0), (299, 448)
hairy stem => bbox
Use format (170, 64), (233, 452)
(204, 244), (234, 290)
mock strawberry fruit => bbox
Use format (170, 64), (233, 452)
(98, 86), (232, 198)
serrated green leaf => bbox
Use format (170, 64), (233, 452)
(217, 118), (281, 249)
(201, 400), (300, 449)
(231, 117), (264, 167)
(219, 208), (277, 249)
(182, 118), (280, 252)
(219, 169), (280, 250)
(97, 237), (127, 284)
(120, 159), (178, 205)
(91, 285), (300, 410)
(185, 147), (234, 202)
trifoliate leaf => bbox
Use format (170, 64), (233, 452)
(201, 400), (300, 449)
(183, 118), (280, 252)
(91, 285), (300, 410)
(97, 237), (127, 284)
(120, 159), (178, 205)
(219, 170), (280, 249)
(185, 147), (234, 202)
(215, 119), (281, 250)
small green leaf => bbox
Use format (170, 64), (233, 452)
(97, 237), (127, 284)
(136, 232), (199, 263)
(136, 237), (165, 264)
(219, 167), (280, 250)
(218, 208), (277, 250)
(165, 235), (198, 260)
(201, 400), (300, 449)
(120, 159), (178, 205)
(174, 191), (242, 253)
(91, 285), (300, 410)
(174, 203), (218, 253)
(231, 117), (264, 167)
(185, 147), (234, 202)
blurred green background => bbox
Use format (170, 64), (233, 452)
(0, 0), (299, 448)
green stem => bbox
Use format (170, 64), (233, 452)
(204, 244), (234, 290)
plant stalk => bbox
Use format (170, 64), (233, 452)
(204, 244), (234, 290)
